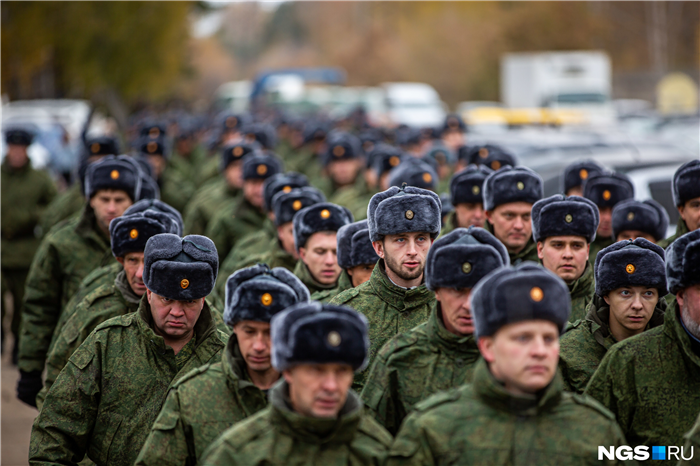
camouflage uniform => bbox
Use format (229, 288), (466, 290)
(567, 261), (596, 323)
(198, 380), (392, 466)
(1, 159), (57, 342)
(40, 183), (83, 233)
(438, 211), (458, 237)
(293, 260), (338, 296)
(330, 260), (437, 390)
(329, 176), (374, 220)
(560, 294), (666, 394)
(588, 236), (614, 265)
(218, 218), (277, 272)
(311, 270), (353, 303)
(183, 178), (240, 236)
(657, 218), (690, 249)
(206, 196), (267, 262)
(169, 145), (216, 188)
(361, 305), (480, 435)
(135, 334), (270, 466)
(681, 412), (700, 465)
(29, 298), (227, 466)
(19, 204), (114, 373)
(159, 166), (196, 214)
(387, 358), (629, 466)
(585, 304), (700, 455)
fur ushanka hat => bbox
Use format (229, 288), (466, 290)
(594, 238), (667, 297)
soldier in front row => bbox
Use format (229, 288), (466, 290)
(387, 263), (629, 466)
(199, 302), (392, 465)
(136, 264), (309, 466)
(362, 226), (508, 435)
(29, 234), (227, 466)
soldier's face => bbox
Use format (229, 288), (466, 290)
(565, 186), (583, 197)
(147, 290), (205, 344)
(277, 222), (298, 258)
(243, 179), (266, 209)
(677, 284), (700, 338)
(435, 287), (474, 336)
(327, 159), (362, 187)
(299, 232), (340, 285)
(537, 236), (589, 283)
(147, 155), (166, 179)
(485, 202), (532, 254)
(478, 320), (559, 396)
(679, 197), (700, 232)
(90, 189), (133, 234)
(604, 286), (658, 339)
(375, 232), (432, 285)
(233, 321), (276, 375)
(224, 161), (244, 189)
(616, 230), (657, 243)
(5, 144), (29, 168)
(347, 263), (375, 287)
(454, 202), (485, 229)
(116, 252), (146, 296)
(597, 206), (613, 238)
(284, 363), (354, 418)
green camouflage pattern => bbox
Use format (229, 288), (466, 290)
(559, 294), (666, 394)
(135, 334), (270, 466)
(29, 297), (228, 466)
(311, 270), (353, 303)
(328, 176), (374, 220)
(169, 145), (218, 188)
(198, 380), (392, 466)
(588, 235), (614, 265)
(387, 358), (630, 466)
(183, 178), (240, 236)
(567, 260), (596, 323)
(217, 218), (276, 274)
(681, 412), (700, 465)
(657, 218), (690, 249)
(206, 196), (267, 262)
(1, 159), (57, 268)
(584, 304), (700, 458)
(40, 183), (83, 234)
(158, 165), (196, 214)
(330, 260), (436, 391)
(19, 204), (114, 373)
(438, 211), (458, 237)
(293, 259), (338, 295)
(361, 305), (480, 435)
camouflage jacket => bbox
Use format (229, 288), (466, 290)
(658, 219), (690, 249)
(438, 211), (458, 237)
(206, 196), (267, 262)
(1, 159), (57, 268)
(169, 145), (216, 188)
(311, 270), (353, 303)
(40, 183), (84, 235)
(330, 260), (437, 390)
(328, 176), (374, 220)
(681, 412), (700, 465)
(293, 260), (338, 295)
(135, 334), (271, 466)
(567, 261), (596, 323)
(19, 204), (113, 373)
(183, 178), (240, 236)
(560, 294), (666, 394)
(585, 304), (700, 456)
(29, 298), (228, 466)
(159, 165), (196, 214)
(588, 235), (614, 265)
(387, 359), (629, 466)
(198, 380), (392, 466)
(361, 304), (480, 435)
(38, 270), (143, 407)
(216, 218), (277, 279)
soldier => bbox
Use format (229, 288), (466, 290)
(585, 229), (700, 452)
(658, 159), (700, 248)
(136, 264), (309, 466)
(139, 134), (195, 213)
(456, 143), (516, 173)
(362, 226), (508, 435)
(1, 128), (57, 361)
(284, 122), (327, 181)
(440, 114), (466, 152)
(169, 119), (212, 188)
(38, 207), (181, 407)
(483, 166), (544, 265)
(422, 144), (454, 193)
(388, 158), (438, 191)
(582, 171), (634, 263)
(17, 155), (140, 407)
(441, 164), (492, 234)
(312, 220), (379, 303)
(532, 195), (599, 322)
(330, 184), (441, 390)
(324, 132), (373, 219)
(560, 238), (667, 394)
(29, 233), (228, 466)
(561, 160), (604, 197)
(368, 143), (403, 192)
(387, 263), (628, 466)
(292, 202), (354, 294)
(612, 199), (669, 243)
(199, 302), (392, 465)
(206, 152), (283, 262)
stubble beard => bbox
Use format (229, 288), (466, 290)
(681, 303), (700, 340)
(385, 253), (423, 282)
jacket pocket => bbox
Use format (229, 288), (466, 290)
(88, 411), (123, 465)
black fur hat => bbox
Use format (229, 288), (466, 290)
(272, 187), (326, 227)
(4, 128), (33, 146)
(293, 202), (354, 252)
(583, 172), (634, 208)
(423, 145), (455, 167)
(466, 144), (517, 171)
(665, 229), (700, 295)
(368, 143), (403, 175)
(219, 112), (251, 133)
(124, 199), (183, 235)
(140, 136), (168, 158)
(84, 155), (142, 201)
(109, 211), (172, 258)
(396, 127), (423, 147)
(139, 121), (167, 139)
(672, 159), (700, 207)
(612, 199), (669, 242)
(241, 122), (277, 149)
(336, 220), (379, 269)
(450, 164), (493, 206)
(440, 193), (454, 227)
(242, 153), (283, 181)
(531, 195), (599, 243)
(483, 166), (543, 211)
(368, 185), (442, 242)
(426, 226), (509, 291)
(220, 141), (260, 171)
(594, 238), (667, 297)
(271, 301), (369, 372)
(322, 132), (363, 167)
(561, 160), (604, 194)
(389, 159), (438, 191)
(85, 136), (120, 157)
(302, 122), (328, 144)
(263, 172), (310, 213)
(138, 173), (160, 201)
(143, 234), (219, 301)
(441, 114), (467, 134)
(470, 263), (571, 338)
(224, 263), (310, 327)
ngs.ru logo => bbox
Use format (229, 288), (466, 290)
(599, 445), (694, 461)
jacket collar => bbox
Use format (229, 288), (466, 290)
(293, 260), (337, 293)
(568, 261), (595, 300)
(366, 259), (434, 311)
(75, 202), (111, 247)
(114, 268), (142, 304)
(425, 304), (479, 356)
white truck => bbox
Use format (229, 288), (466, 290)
(381, 82), (447, 128)
(500, 51), (616, 126)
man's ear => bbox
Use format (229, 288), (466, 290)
(282, 369), (293, 384)
(372, 240), (385, 259)
(536, 242), (545, 260)
(677, 289), (686, 308)
(477, 337), (495, 363)
(298, 247), (307, 262)
(603, 295), (611, 306)
(484, 210), (493, 223)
